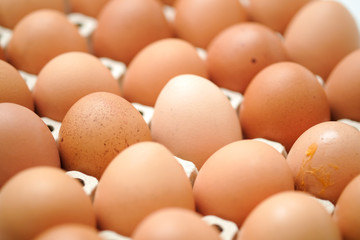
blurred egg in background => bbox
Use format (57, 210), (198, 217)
(206, 22), (288, 94)
(92, 0), (173, 65)
(5, 9), (88, 74)
(0, 0), (66, 29)
(173, 0), (248, 49)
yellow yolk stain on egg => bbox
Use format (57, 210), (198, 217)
(296, 143), (339, 195)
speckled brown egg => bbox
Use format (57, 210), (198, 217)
(284, 0), (359, 80)
(6, 9), (88, 74)
(58, 92), (152, 179)
(0, 0), (65, 29)
(0, 103), (60, 189)
(0, 166), (96, 240)
(206, 22), (288, 93)
(122, 38), (208, 106)
(287, 121), (360, 203)
(239, 61), (330, 151)
(92, 0), (173, 65)
(325, 48), (360, 121)
(174, 0), (248, 49)
(0, 59), (34, 111)
(33, 51), (122, 122)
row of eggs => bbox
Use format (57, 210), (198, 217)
(2, 0), (360, 239)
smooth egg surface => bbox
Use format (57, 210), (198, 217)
(150, 74), (242, 169)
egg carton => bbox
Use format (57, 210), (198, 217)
(1, 2), (359, 239)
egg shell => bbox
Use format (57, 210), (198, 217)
(58, 92), (152, 180)
(325, 48), (360, 121)
(132, 207), (221, 240)
(0, 0), (66, 29)
(333, 174), (360, 240)
(93, 141), (195, 236)
(193, 139), (294, 227)
(287, 121), (360, 203)
(122, 38), (208, 106)
(160, 0), (176, 6)
(0, 45), (5, 60)
(33, 223), (101, 240)
(237, 191), (341, 240)
(173, 0), (247, 48)
(69, 0), (110, 18)
(244, 0), (313, 33)
(206, 22), (288, 93)
(239, 61), (330, 151)
(0, 59), (34, 111)
(0, 166), (96, 240)
(5, 9), (89, 74)
(33, 51), (122, 122)
(92, 0), (173, 65)
(284, 0), (359, 80)
(150, 74), (242, 169)
(0, 103), (60, 188)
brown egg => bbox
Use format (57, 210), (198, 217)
(160, 0), (176, 5)
(132, 207), (221, 240)
(34, 223), (101, 240)
(245, 0), (312, 33)
(0, 46), (5, 60)
(122, 38), (208, 106)
(206, 22), (288, 93)
(284, 0), (359, 80)
(287, 121), (360, 203)
(0, 59), (34, 110)
(58, 92), (151, 179)
(174, 0), (247, 49)
(92, 0), (173, 65)
(0, 166), (96, 240)
(333, 174), (360, 240)
(0, 103), (60, 188)
(238, 191), (341, 240)
(0, 0), (65, 29)
(325, 49), (360, 121)
(239, 61), (330, 151)
(93, 142), (195, 236)
(193, 140), (294, 227)
(6, 9), (89, 74)
(151, 74), (242, 169)
(69, 0), (110, 18)
(33, 51), (122, 122)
